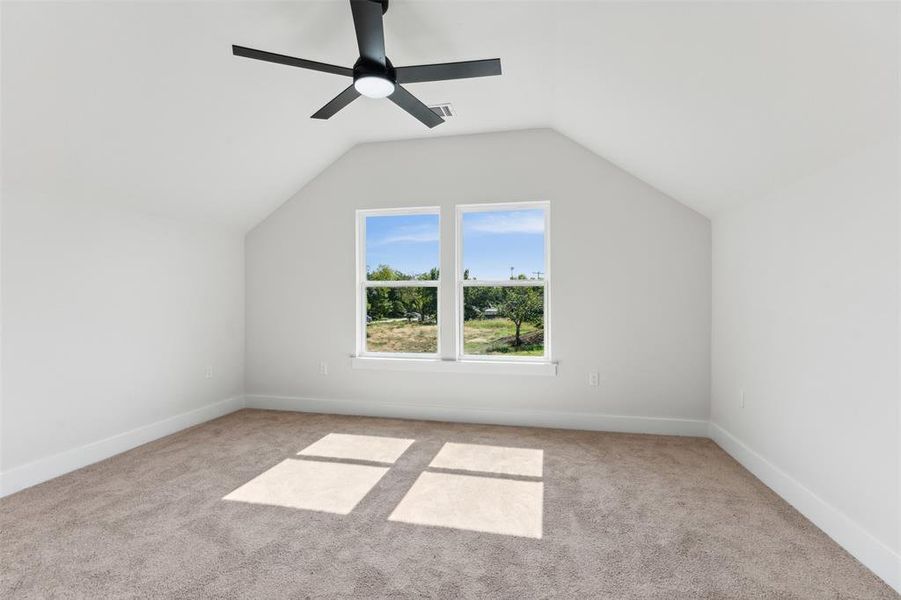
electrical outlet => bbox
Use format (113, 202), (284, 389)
(588, 370), (599, 386)
(204, 366), (213, 379)
(319, 361), (328, 376)
(740, 390), (745, 408)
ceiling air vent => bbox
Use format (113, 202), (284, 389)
(429, 103), (454, 118)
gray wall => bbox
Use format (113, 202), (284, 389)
(710, 137), (900, 577)
(245, 129), (711, 431)
(1, 193), (245, 480)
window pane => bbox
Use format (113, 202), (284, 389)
(462, 208), (544, 281)
(463, 286), (544, 356)
(366, 214), (439, 281)
(366, 287), (438, 354)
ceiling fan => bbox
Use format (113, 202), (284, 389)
(233, 0), (501, 128)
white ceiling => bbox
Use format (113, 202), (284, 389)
(3, 1), (897, 230)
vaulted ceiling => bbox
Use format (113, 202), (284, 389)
(3, 1), (897, 230)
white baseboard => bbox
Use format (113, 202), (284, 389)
(244, 393), (709, 437)
(0, 395), (246, 498)
(709, 421), (900, 594)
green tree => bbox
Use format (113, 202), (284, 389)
(419, 267), (440, 282)
(499, 287), (543, 346)
(395, 287), (427, 322)
(368, 264), (411, 281)
(366, 264), (439, 322)
(464, 286), (502, 320)
(366, 287), (393, 320)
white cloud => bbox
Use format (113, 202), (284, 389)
(465, 211), (544, 235)
(370, 224), (439, 246)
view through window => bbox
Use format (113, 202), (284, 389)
(360, 209), (440, 355)
(357, 202), (549, 361)
(458, 205), (548, 359)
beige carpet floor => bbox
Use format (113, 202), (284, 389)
(0, 409), (896, 599)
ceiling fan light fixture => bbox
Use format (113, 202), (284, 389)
(354, 75), (395, 98)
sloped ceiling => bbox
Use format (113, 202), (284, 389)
(2, 1), (897, 230)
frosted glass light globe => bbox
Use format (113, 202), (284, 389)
(354, 76), (395, 98)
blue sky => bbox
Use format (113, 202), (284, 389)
(365, 214), (439, 276)
(462, 209), (545, 280)
(365, 209), (545, 280)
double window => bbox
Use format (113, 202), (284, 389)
(356, 202), (550, 363)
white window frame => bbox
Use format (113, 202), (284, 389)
(355, 207), (441, 359)
(455, 201), (551, 363)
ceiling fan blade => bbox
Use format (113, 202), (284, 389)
(388, 85), (444, 128)
(395, 58), (502, 84)
(349, 0), (386, 66)
(311, 85), (361, 120)
(232, 45), (352, 77)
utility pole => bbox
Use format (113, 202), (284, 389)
(510, 266), (515, 280)
(532, 271), (544, 280)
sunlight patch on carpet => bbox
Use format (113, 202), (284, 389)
(388, 472), (543, 538)
(428, 442), (543, 477)
(298, 433), (415, 464)
(224, 459), (388, 514)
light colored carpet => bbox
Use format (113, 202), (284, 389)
(0, 409), (896, 599)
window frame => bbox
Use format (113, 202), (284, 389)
(454, 201), (551, 363)
(355, 206), (442, 359)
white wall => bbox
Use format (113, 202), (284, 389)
(710, 138), (900, 589)
(245, 129), (711, 433)
(0, 192), (245, 494)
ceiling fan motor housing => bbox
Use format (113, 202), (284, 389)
(354, 56), (396, 85)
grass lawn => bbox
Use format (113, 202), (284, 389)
(366, 318), (543, 356)
(463, 318), (543, 356)
(366, 319), (438, 353)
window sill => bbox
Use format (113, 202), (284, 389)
(351, 356), (558, 376)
